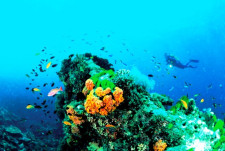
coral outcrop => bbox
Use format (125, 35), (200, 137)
(55, 53), (225, 150)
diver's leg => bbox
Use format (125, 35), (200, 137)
(186, 59), (199, 66)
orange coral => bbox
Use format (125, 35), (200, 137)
(82, 86), (89, 96)
(84, 90), (103, 114)
(85, 79), (95, 90)
(99, 95), (116, 115)
(66, 105), (84, 125)
(70, 116), (84, 125)
(153, 139), (167, 151)
(95, 87), (104, 97)
(113, 87), (124, 106)
(95, 87), (111, 97)
(84, 79), (124, 116)
(102, 95), (116, 112)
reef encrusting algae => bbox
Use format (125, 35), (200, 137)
(55, 53), (225, 151)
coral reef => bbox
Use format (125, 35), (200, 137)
(0, 107), (59, 150)
(55, 53), (225, 150)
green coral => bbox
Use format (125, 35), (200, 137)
(213, 135), (225, 149)
(213, 119), (224, 132)
(90, 69), (116, 89)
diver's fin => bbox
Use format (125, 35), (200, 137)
(186, 59), (199, 66)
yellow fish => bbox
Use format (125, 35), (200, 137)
(181, 100), (188, 110)
(33, 88), (40, 92)
(63, 121), (72, 126)
(26, 105), (34, 109)
(200, 98), (204, 103)
(46, 62), (52, 69)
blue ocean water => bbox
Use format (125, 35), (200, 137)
(0, 0), (225, 149)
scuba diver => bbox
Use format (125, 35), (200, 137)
(165, 53), (199, 69)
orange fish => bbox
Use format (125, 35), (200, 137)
(105, 124), (115, 128)
(63, 121), (72, 126)
(200, 98), (204, 103)
(181, 100), (188, 110)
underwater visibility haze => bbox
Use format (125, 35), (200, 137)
(1, 0), (225, 150)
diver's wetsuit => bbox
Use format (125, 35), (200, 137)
(165, 53), (199, 69)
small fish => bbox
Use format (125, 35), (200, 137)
(32, 79), (35, 81)
(25, 87), (29, 90)
(208, 83), (213, 89)
(51, 83), (55, 87)
(173, 75), (177, 79)
(44, 105), (48, 108)
(148, 74), (154, 77)
(46, 111), (50, 114)
(25, 74), (30, 78)
(39, 67), (46, 72)
(35, 105), (42, 109)
(50, 56), (55, 59)
(37, 97), (40, 100)
(200, 98), (204, 103)
(181, 100), (188, 110)
(42, 49), (45, 52)
(26, 105), (34, 109)
(184, 82), (191, 88)
(32, 88), (41, 92)
(63, 121), (72, 126)
(194, 94), (200, 97)
(43, 83), (48, 87)
(105, 124), (115, 128)
(48, 87), (63, 96)
(52, 64), (57, 68)
(46, 62), (52, 69)
(169, 86), (174, 92)
(120, 60), (127, 66)
(100, 47), (105, 50)
(211, 97), (216, 100)
(39, 93), (43, 97)
(41, 100), (46, 105)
